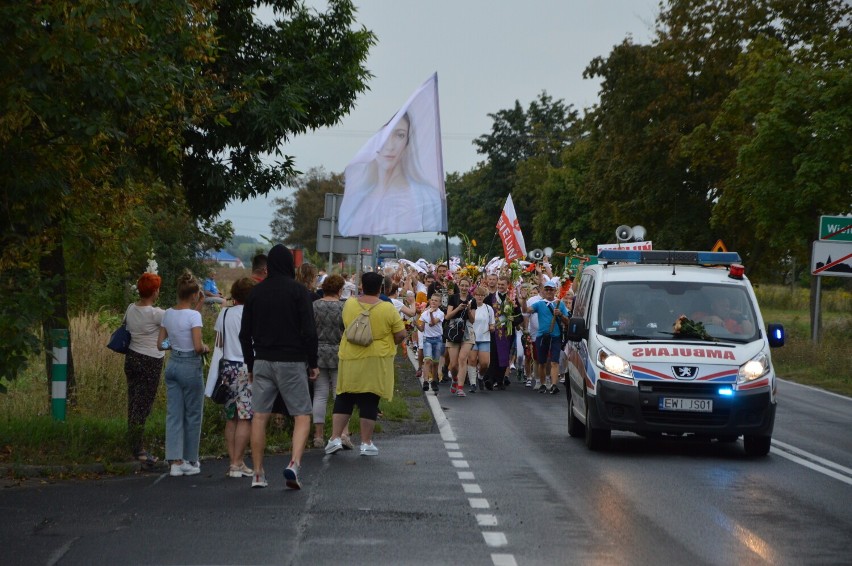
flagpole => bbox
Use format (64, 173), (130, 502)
(443, 232), (450, 267)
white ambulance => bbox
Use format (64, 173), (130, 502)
(563, 250), (785, 456)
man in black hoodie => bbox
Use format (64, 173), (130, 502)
(239, 244), (318, 490)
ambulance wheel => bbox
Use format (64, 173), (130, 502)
(567, 385), (584, 438)
(743, 435), (771, 457)
(584, 396), (610, 451)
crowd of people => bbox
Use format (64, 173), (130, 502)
(120, 247), (574, 491)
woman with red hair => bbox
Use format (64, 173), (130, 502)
(124, 272), (166, 468)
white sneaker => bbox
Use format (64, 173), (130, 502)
(169, 463), (184, 477)
(360, 442), (378, 456)
(325, 437), (344, 455)
(180, 461), (200, 476)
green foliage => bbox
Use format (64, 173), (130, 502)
(0, 1), (374, 387)
(182, 0), (375, 220)
(0, 270), (56, 390)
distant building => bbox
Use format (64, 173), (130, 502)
(201, 250), (245, 269)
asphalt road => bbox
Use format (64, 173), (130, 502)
(1, 368), (850, 566)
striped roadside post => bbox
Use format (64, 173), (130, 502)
(51, 328), (69, 421)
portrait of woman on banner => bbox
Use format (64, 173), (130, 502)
(339, 111), (447, 236)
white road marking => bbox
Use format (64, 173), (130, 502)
(452, 459), (470, 468)
(462, 483), (482, 494)
(482, 532), (508, 547)
(458, 471), (475, 480)
(771, 441), (852, 486)
(491, 554), (518, 566)
(445, 442), (460, 449)
(448, 451), (464, 458)
(469, 498), (490, 509)
(477, 514), (498, 527)
(778, 378), (852, 402)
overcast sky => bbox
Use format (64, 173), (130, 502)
(221, 0), (660, 241)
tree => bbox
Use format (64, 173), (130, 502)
(0, 0), (375, 390)
(0, 0), (221, 389)
(684, 33), (851, 277)
(270, 168), (345, 253)
(447, 92), (577, 250)
(182, 0), (375, 220)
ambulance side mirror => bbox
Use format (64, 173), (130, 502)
(767, 323), (785, 348)
(565, 317), (587, 342)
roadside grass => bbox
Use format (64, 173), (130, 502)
(755, 285), (852, 396)
(0, 308), (414, 467)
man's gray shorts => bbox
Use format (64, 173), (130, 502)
(252, 360), (312, 416)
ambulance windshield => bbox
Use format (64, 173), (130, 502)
(599, 282), (758, 343)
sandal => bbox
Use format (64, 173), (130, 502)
(135, 450), (159, 469)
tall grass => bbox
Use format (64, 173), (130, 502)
(0, 301), (413, 468)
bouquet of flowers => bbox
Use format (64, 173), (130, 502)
(673, 315), (712, 340)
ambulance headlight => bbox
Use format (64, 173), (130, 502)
(597, 348), (633, 379)
(738, 352), (769, 383)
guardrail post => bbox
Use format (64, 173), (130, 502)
(51, 328), (69, 421)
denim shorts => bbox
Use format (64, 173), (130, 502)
(535, 334), (562, 363)
(422, 337), (445, 361)
(472, 341), (491, 353)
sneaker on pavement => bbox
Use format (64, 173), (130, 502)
(559, 375), (566, 384)
(169, 463), (184, 477)
(313, 437), (325, 449)
(251, 472), (268, 488)
(422, 380), (429, 392)
(430, 380), (439, 392)
(229, 462), (253, 478)
(360, 442), (379, 456)
(550, 385), (560, 395)
(325, 437), (344, 455)
(283, 461), (301, 490)
(455, 389), (467, 397)
(181, 461), (200, 476)
(525, 378), (533, 387)
(340, 434), (355, 450)
(450, 384), (458, 394)
(469, 383), (477, 393)
(538, 384), (547, 393)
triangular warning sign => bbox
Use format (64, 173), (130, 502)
(712, 239), (728, 253)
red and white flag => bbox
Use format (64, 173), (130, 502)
(496, 195), (527, 262)
(339, 73), (447, 236)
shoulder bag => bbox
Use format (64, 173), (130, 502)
(210, 308), (231, 404)
(345, 301), (377, 347)
(107, 311), (131, 354)
(445, 304), (467, 344)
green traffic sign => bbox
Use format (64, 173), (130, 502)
(819, 215), (852, 241)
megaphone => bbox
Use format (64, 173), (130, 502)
(632, 225), (647, 242)
(615, 225), (633, 242)
(529, 249), (544, 261)
(543, 246), (554, 257)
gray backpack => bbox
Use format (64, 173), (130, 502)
(345, 302), (378, 346)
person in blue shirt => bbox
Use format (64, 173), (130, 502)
(203, 274), (226, 305)
(521, 278), (569, 395)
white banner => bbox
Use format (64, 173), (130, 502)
(339, 73), (447, 236)
(496, 194), (527, 261)
(597, 241), (653, 254)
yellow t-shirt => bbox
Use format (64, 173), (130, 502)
(337, 298), (405, 400)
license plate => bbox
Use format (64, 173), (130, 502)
(659, 397), (713, 412)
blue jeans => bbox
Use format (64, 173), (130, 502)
(164, 350), (204, 462)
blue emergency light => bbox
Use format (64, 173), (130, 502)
(597, 250), (742, 265)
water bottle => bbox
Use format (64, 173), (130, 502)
(160, 338), (171, 350)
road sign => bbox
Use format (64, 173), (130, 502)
(811, 240), (852, 278)
(324, 193), (345, 218)
(316, 218), (372, 255)
(711, 239), (728, 252)
(819, 215), (852, 241)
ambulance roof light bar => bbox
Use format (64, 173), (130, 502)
(597, 250), (742, 265)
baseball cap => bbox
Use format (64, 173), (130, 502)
(543, 280), (558, 289)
